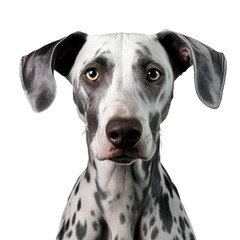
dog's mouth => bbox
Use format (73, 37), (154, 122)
(108, 154), (137, 164)
(94, 133), (156, 164)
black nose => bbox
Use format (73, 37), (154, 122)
(106, 119), (142, 149)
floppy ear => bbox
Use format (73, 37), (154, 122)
(20, 32), (87, 112)
(158, 31), (227, 109)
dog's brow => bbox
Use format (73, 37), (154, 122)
(134, 50), (164, 73)
(94, 50), (110, 58)
(86, 54), (113, 69)
(136, 42), (152, 56)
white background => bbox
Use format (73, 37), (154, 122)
(1, 0), (239, 239)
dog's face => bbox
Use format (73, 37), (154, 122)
(70, 34), (174, 163)
(20, 31), (226, 165)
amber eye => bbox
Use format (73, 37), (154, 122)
(147, 68), (161, 82)
(85, 69), (99, 81)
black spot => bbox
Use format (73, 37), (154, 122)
(119, 213), (126, 224)
(151, 165), (162, 204)
(65, 219), (70, 231)
(92, 221), (98, 231)
(179, 216), (186, 240)
(77, 198), (81, 211)
(75, 220), (87, 240)
(116, 193), (121, 199)
(172, 183), (180, 199)
(57, 220), (66, 240)
(126, 205), (130, 210)
(84, 169), (91, 182)
(94, 192), (103, 213)
(151, 227), (159, 239)
(180, 204), (183, 211)
(162, 165), (180, 199)
(164, 174), (173, 198)
(96, 217), (108, 239)
(173, 236), (179, 240)
(68, 177), (80, 201)
(74, 183), (80, 195)
(114, 236), (118, 240)
(91, 210), (95, 216)
(67, 230), (72, 238)
(92, 159), (97, 170)
(159, 193), (173, 233)
(179, 216), (185, 231)
(184, 217), (190, 229)
(189, 232), (195, 240)
(72, 212), (76, 226)
(143, 223), (148, 236)
(149, 217), (155, 227)
(174, 217), (177, 223)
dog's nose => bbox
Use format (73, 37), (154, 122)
(106, 119), (142, 149)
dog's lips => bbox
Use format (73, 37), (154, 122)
(95, 140), (156, 163)
(98, 149), (151, 164)
(110, 153), (135, 160)
(108, 154), (137, 164)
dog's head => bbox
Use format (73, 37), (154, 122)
(20, 31), (226, 164)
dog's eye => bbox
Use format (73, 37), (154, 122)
(147, 68), (161, 82)
(85, 69), (99, 81)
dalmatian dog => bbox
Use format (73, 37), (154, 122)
(20, 30), (227, 240)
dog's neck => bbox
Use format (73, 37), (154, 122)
(85, 137), (162, 236)
(88, 137), (161, 196)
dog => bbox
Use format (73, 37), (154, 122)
(20, 30), (227, 240)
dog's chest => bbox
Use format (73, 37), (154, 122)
(57, 164), (196, 240)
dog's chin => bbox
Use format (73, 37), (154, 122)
(108, 154), (138, 165)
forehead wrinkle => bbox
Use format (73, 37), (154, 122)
(89, 51), (112, 64)
(94, 50), (111, 58)
(136, 42), (152, 56)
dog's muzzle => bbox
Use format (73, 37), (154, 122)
(105, 118), (143, 163)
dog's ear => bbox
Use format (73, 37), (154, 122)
(20, 32), (87, 112)
(158, 31), (227, 109)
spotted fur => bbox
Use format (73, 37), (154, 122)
(20, 31), (227, 240)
